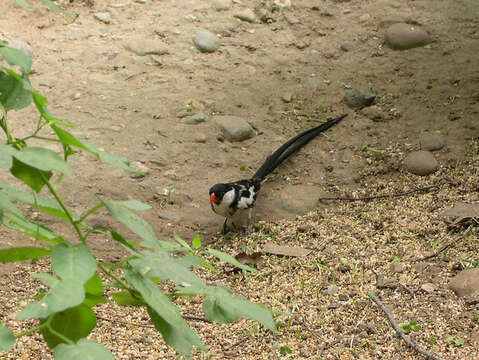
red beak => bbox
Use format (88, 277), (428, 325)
(210, 193), (219, 204)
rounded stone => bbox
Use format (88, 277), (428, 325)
(385, 23), (430, 50)
(214, 115), (254, 142)
(419, 133), (445, 151)
(449, 268), (479, 298)
(344, 88), (375, 109)
(404, 151), (439, 176)
(276, 185), (319, 215)
(192, 29), (220, 53)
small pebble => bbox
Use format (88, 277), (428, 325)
(419, 133), (445, 151)
(192, 29), (221, 53)
(234, 9), (257, 23)
(404, 151), (439, 176)
(385, 23), (430, 50)
(94, 12), (111, 24)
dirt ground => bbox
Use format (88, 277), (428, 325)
(0, 0), (478, 359)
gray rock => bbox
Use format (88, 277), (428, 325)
(182, 112), (207, 124)
(176, 109), (194, 118)
(419, 133), (445, 151)
(159, 211), (182, 223)
(192, 29), (220, 53)
(130, 161), (150, 178)
(284, 12), (300, 25)
(94, 12), (111, 24)
(340, 42), (354, 52)
(324, 284), (340, 296)
(390, 262), (405, 273)
(404, 151), (439, 176)
(344, 88), (375, 109)
(306, 75), (327, 90)
(214, 115), (254, 141)
(358, 13), (371, 23)
(449, 268), (479, 297)
(421, 282), (437, 293)
(281, 93), (293, 103)
(124, 38), (169, 56)
(234, 9), (257, 23)
(379, 17), (412, 28)
(194, 132), (207, 143)
(3, 39), (33, 58)
(361, 105), (384, 121)
(213, 0), (231, 11)
(276, 185), (318, 215)
(385, 23), (430, 50)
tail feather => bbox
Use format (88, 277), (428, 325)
(252, 114), (347, 181)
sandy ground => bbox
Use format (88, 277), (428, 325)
(0, 0), (478, 359)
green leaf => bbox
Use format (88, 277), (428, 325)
(173, 233), (191, 251)
(52, 243), (96, 283)
(0, 143), (18, 169)
(0, 42), (32, 73)
(192, 234), (202, 249)
(83, 273), (106, 308)
(129, 250), (205, 287)
(280, 345), (292, 355)
(41, 305), (97, 349)
(0, 70), (32, 111)
(115, 199), (151, 211)
(18, 244), (96, 319)
(85, 142), (141, 174)
(9, 0), (33, 7)
(111, 291), (144, 307)
(53, 339), (113, 360)
(102, 199), (159, 248)
(0, 182), (69, 220)
(31, 92), (74, 128)
(51, 125), (142, 173)
(5, 213), (65, 244)
(207, 248), (256, 272)
(18, 277), (83, 319)
(0, 322), (15, 351)
(0, 191), (23, 217)
(37, 0), (68, 14)
(148, 307), (200, 357)
(0, 246), (50, 263)
(10, 157), (51, 193)
(125, 269), (206, 355)
(200, 286), (276, 331)
(14, 147), (71, 175)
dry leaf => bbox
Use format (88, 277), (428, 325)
(262, 242), (312, 257)
(375, 273), (398, 289)
(235, 252), (265, 269)
(442, 202), (479, 224)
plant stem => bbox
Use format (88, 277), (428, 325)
(15, 323), (46, 338)
(40, 173), (86, 244)
(97, 262), (131, 291)
(45, 317), (75, 345)
(76, 203), (104, 224)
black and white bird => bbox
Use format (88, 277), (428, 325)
(209, 114), (347, 234)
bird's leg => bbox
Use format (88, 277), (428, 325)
(244, 208), (253, 236)
(221, 217), (228, 235)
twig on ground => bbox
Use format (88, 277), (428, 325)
(182, 315), (212, 323)
(318, 338), (340, 356)
(222, 336), (249, 352)
(97, 314), (212, 328)
(417, 224), (474, 262)
(319, 183), (444, 202)
(368, 291), (444, 360)
(400, 283), (415, 298)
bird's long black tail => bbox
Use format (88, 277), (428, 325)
(252, 114), (347, 181)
